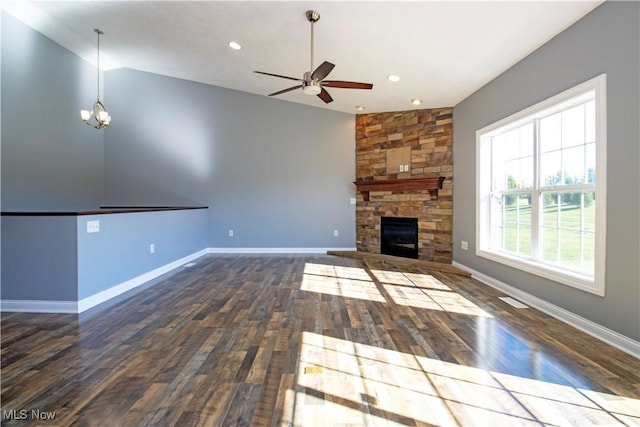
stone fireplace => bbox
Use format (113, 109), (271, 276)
(355, 108), (453, 263)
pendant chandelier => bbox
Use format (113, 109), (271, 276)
(81, 29), (111, 129)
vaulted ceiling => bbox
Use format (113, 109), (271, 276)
(4, 1), (602, 114)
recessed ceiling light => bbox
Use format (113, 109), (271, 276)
(356, 106), (365, 111)
(228, 41), (242, 50)
(387, 75), (400, 82)
(411, 98), (423, 105)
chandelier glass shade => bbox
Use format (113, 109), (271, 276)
(81, 29), (111, 129)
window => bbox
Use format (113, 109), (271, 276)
(477, 74), (606, 296)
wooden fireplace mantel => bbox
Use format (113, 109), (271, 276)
(354, 177), (445, 201)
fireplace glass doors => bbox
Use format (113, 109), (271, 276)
(380, 217), (419, 259)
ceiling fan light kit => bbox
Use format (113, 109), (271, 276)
(302, 81), (322, 95)
(254, 10), (373, 104)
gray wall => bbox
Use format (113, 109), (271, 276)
(103, 68), (356, 249)
(1, 215), (78, 301)
(1, 12), (104, 210)
(77, 209), (208, 299)
(1, 209), (207, 302)
(453, 2), (639, 340)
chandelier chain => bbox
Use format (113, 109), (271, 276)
(95, 29), (102, 101)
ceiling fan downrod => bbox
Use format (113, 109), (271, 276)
(306, 10), (320, 73)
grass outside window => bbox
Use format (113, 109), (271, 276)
(501, 193), (595, 274)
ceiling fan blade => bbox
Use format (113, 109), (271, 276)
(317, 87), (333, 103)
(323, 80), (373, 90)
(268, 85), (301, 97)
(254, 71), (303, 82)
(311, 61), (335, 80)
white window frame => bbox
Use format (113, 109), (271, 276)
(476, 74), (607, 296)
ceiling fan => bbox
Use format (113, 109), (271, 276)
(254, 10), (373, 104)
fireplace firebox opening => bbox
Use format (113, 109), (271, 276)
(380, 216), (418, 259)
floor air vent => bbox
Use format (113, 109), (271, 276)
(499, 296), (529, 308)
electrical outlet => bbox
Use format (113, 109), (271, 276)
(461, 241), (469, 250)
(86, 220), (100, 233)
(150, 244), (155, 253)
(333, 230), (339, 237)
(350, 197), (356, 205)
(228, 229), (234, 237)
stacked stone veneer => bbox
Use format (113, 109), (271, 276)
(355, 108), (453, 263)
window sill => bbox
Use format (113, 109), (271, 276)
(476, 249), (603, 296)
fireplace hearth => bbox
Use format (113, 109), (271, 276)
(380, 217), (418, 259)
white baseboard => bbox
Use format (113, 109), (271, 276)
(77, 249), (208, 313)
(0, 299), (78, 313)
(1, 249), (208, 314)
(452, 261), (640, 359)
(1, 248), (350, 314)
(207, 247), (357, 254)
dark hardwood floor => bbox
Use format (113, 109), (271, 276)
(1, 254), (639, 426)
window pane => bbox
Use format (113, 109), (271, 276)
(505, 129), (520, 159)
(563, 146), (585, 184)
(540, 113), (561, 153)
(583, 231), (595, 273)
(559, 193), (582, 229)
(502, 194), (531, 256)
(583, 193), (596, 231)
(492, 135), (506, 191)
(541, 191), (595, 275)
(504, 223), (517, 252)
(542, 193), (560, 227)
(541, 151), (561, 186)
(517, 194), (532, 225)
(518, 224), (531, 256)
(520, 123), (534, 156)
(540, 100), (596, 188)
(520, 156), (533, 188)
(492, 123), (534, 191)
(559, 229), (582, 268)
(586, 143), (596, 184)
(505, 159), (520, 189)
(492, 134), (506, 156)
(562, 104), (585, 148)
(503, 195), (516, 220)
(541, 226), (559, 264)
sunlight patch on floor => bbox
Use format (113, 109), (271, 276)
(371, 269), (451, 290)
(301, 263), (385, 302)
(370, 269), (493, 317)
(281, 332), (639, 427)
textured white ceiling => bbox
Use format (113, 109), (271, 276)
(4, 1), (602, 114)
